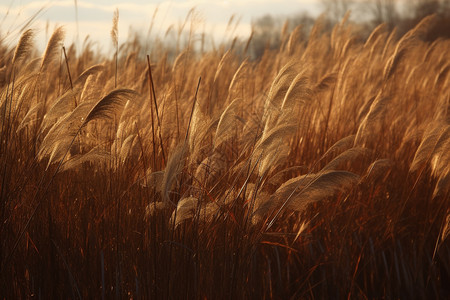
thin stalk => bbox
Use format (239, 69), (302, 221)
(146, 58), (157, 170)
(62, 46), (75, 106)
(114, 44), (118, 88)
(173, 80), (180, 140)
(185, 77), (202, 144)
(147, 55), (166, 165)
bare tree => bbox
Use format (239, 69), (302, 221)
(365, 0), (398, 27)
(321, 0), (353, 22)
(251, 14), (281, 58)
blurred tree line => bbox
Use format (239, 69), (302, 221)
(249, 0), (450, 58)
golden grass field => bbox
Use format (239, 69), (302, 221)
(0, 11), (449, 298)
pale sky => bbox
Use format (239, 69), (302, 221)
(0, 0), (322, 53)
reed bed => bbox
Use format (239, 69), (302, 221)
(0, 12), (449, 299)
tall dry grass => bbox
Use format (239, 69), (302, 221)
(0, 11), (449, 299)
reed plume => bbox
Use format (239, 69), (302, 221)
(214, 98), (241, 149)
(322, 147), (370, 171)
(12, 29), (35, 66)
(258, 170), (359, 219)
(354, 92), (389, 146)
(170, 196), (198, 228)
(60, 147), (109, 172)
(363, 23), (387, 49)
(82, 89), (137, 125)
(280, 72), (311, 111)
(161, 144), (186, 203)
(40, 26), (65, 71)
(228, 58), (249, 97)
(410, 123), (448, 172)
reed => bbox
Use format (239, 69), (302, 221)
(0, 10), (448, 299)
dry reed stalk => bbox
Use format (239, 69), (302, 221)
(40, 26), (65, 71)
(322, 147), (370, 171)
(213, 50), (232, 85)
(60, 146), (109, 172)
(184, 77), (202, 145)
(161, 144), (186, 203)
(363, 23), (387, 49)
(354, 92), (389, 146)
(262, 169), (360, 229)
(111, 8), (119, 88)
(280, 72), (310, 111)
(264, 61), (298, 114)
(228, 59), (249, 95)
(214, 98), (241, 149)
(286, 25), (303, 55)
(435, 64), (450, 89)
(83, 89), (137, 125)
(187, 104), (210, 156)
(170, 196), (197, 227)
(361, 158), (393, 183)
(147, 55), (166, 165)
(12, 29), (35, 67)
(410, 123), (448, 173)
